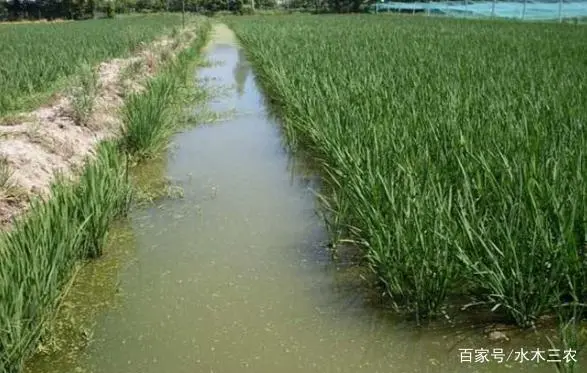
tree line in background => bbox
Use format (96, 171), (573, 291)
(0, 0), (372, 21)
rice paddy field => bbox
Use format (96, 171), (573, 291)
(2, 10), (587, 373)
(227, 15), (587, 327)
(0, 15), (210, 373)
(0, 13), (182, 115)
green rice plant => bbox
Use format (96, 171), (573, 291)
(455, 148), (587, 326)
(0, 141), (132, 373)
(120, 20), (211, 160)
(0, 193), (88, 373)
(120, 73), (182, 160)
(550, 319), (586, 373)
(549, 289), (587, 373)
(0, 14), (183, 116)
(227, 15), (587, 322)
(71, 142), (133, 258)
(69, 63), (99, 127)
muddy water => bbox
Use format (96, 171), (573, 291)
(58, 26), (572, 373)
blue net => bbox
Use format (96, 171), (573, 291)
(368, 1), (587, 20)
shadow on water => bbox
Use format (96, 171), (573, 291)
(26, 28), (582, 373)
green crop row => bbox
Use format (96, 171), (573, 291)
(0, 14), (182, 116)
(0, 18), (210, 373)
(0, 141), (132, 373)
(228, 15), (587, 327)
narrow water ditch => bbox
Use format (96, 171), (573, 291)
(28, 25), (571, 373)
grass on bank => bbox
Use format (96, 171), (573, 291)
(0, 141), (132, 373)
(227, 14), (587, 329)
(120, 21), (211, 161)
(0, 13), (182, 116)
(68, 64), (100, 127)
(0, 18), (210, 373)
(121, 73), (184, 159)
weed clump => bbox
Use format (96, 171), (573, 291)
(69, 64), (99, 127)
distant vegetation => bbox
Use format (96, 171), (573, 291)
(0, 13), (181, 115)
(0, 0), (373, 22)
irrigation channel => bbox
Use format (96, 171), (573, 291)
(24, 25), (581, 373)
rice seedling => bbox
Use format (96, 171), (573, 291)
(0, 14), (183, 116)
(549, 293), (587, 373)
(120, 75), (181, 160)
(71, 142), (133, 258)
(227, 14), (587, 323)
(120, 22), (211, 161)
(0, 140), (132, 373)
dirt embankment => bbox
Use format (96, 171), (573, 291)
(0, 27), (199, 229)
(0, 19), (71, 25)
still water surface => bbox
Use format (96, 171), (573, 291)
(34, 25), (571, 373)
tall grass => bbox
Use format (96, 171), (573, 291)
(121, 76), (181, 158)
(228, 15), (587, 324)
(0, 14), (182, 116)
(0, 141), (132, 373)
(120, 20), (211, 161)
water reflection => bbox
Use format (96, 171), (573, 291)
(234, 47), (250, 98)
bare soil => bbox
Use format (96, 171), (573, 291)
(0, 26), (200, 229)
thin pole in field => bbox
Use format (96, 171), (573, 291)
(182, 0), (185, 29)
(558, 0), (563, 22)
(521, 0), (527, 20)
(491, 0), (496, 18)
